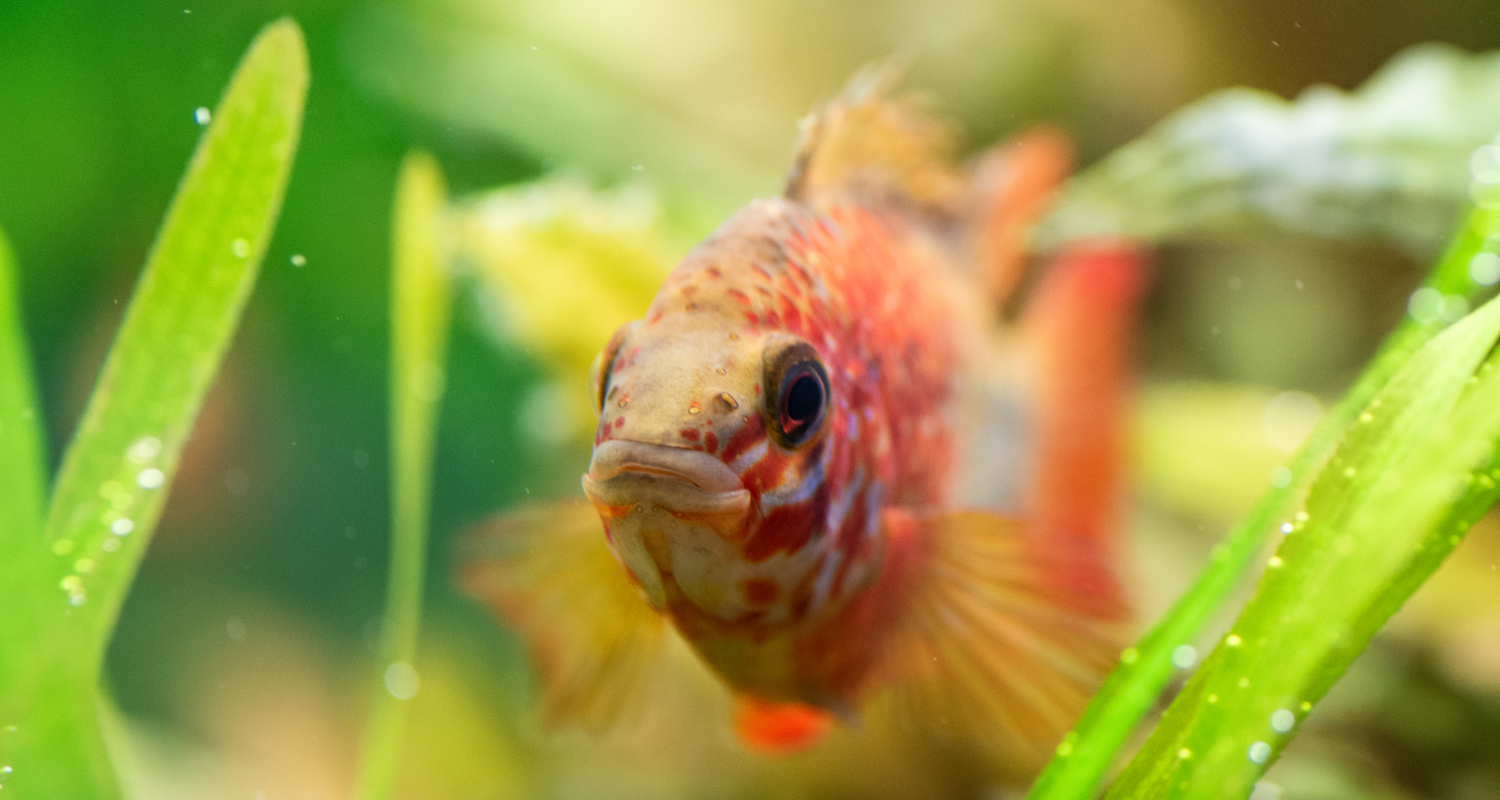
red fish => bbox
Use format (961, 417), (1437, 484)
(461, 73), (1148, 764)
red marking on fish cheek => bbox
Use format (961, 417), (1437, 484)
(743, 482), (828, 563)
(744, 311), (760, 326)
(707, 266), (723, 279)
(728, 288), (751, 305)
(679, 428), (700, 442)
(704, 431), (719, 453)
(721, 415), (765, 463)
(740, 577), (779, 606)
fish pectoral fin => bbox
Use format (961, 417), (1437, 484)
(457, 499), (665, 732)
(733, 695), (836, 755)
(875, 508), (1129, 767)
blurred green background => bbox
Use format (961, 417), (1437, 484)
(5, 1), (1500, 797)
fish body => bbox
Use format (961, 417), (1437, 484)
(463, 75), (1147, 761)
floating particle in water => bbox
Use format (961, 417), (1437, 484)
(290, 253), (307, 267)
(231, 238), (250, 258)
(1269, 466), (1292, 488)
(137, 468), (165, 489)
(227, 618), (247, 642)
(111, 518), (135, 536)
(127, 436), (162, 464)
(1270, 709), (1295, 733)
(1171, 644), (1197, 668)
(384, 661), (420, 700)
(1248, 741), (1272, 764)
(1280, 522), (1294, 534)
(194, 106), (211, 125)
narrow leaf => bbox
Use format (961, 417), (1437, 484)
(0, 226), (47, 546)
(354, 150), (453, 800)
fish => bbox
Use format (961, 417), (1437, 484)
(459, 70), (1148, 766)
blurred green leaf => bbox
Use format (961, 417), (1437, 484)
(1039, 44), (1500, 254)
(1109, 293), (1500, 799)
(354, 150), (453, 800)
(0, 227), (46, 548)
(0, 19), (307, 798)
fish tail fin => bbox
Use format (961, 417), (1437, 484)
(456, 499), (665, 731)
(876, 508), (1127, 771)
(972, 127), (1076, 305)
(784, 63), (965, 213)
(733, 696), (837, 755)
(1021, 240), (1150, 620)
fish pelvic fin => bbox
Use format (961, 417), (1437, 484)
(457, 499), (666, 732)
(1020, 241), (1150, 619)
(784, 63), (965, 216)
(733, 695), (837, 755)
(874, 508), (1128, 772)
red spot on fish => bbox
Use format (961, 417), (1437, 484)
(707, 266), (723, 279)
(728, 288), (752, 305)
(679, 428), (700, 442)
(744, 483), (828, 563)
(740, 578), (779, 606)
(721, 415), (764, 463)
(703, 430), (719, 453)
(750, 264), (772, 282)
(744, 311), (760, 326)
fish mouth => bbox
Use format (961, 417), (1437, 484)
(583, 440), (750, 515)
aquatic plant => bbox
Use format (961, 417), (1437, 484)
(0, 20), (307, 798)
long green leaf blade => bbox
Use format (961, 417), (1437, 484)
(354, 150), (453, 800)
(0, 226), (47, 546)
(1107, 294), (1500, 799)
(40, 18), (308, 649)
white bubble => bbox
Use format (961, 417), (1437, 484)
(1270, 708), (1295, 733)
(1441, 294), (1469, 324)
(1280, 522), (1294, 534)
(1471, 252), (1500, 286)
(137, 468), (165, 489)
(102, 538), (121, 553)
(1226, 634), (1243, 647)
(384, 661), (420, 700)
(290, 253), (307, 267)
(111, 518), (135, 536)
(1269, 466), (1292, 488)
(1263, 392), (1322, 453)
(127, 436), (163, 464)
(1171, 644), (1197, 669)
(1472, 144), (1500, 184)
(1408, 287), (1444, 324)
(226, 618), (247, 642)
(231, 238), (250, 258)
(1248, 740), (1272, 764)
(69, 593), (87, 607)
(194, 106), (212, 125)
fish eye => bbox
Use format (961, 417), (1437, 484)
(764, 338), (829, 448)
(592, 321), (639, 415)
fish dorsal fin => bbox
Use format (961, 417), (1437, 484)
(875, 508), (1128, 772)
(457, 499), (666, 731)
(784, 65), (965, 215)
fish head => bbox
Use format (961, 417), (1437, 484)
(581, 202), (858, 628)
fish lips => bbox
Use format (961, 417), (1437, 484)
(583, 440), (751, 515)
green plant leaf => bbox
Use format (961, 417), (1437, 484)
(0, 19), (308, 799)
(1026, 146), (1500, 800)
(354, 150), (453, 800)
(1038, 44), (1500, 254)
(0, 226), (47, 549)
(1107, 294), (1500, 799)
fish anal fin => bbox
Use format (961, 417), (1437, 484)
(733, 695), (836, 755)
(456, 499), (665, 732)
(876, 508), (1126, 769)
(1020, 240), (1149, 622)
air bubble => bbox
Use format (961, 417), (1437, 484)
(1267, 556), (1284, 568)
(1177, 748), (1192, 759)
(1270, 709), (1295, 733)
(127, 436), (162, 464)
(1172, 644), (1197, 669)
(102, 538), (121, 553)
(1269, 466), (1292, 488)
(194, 106), (211, 125)
(1248, 741), (1272, 764)
(1408, 287), (1444, 324)
(1226, 634), (1242, 647)
(384, 661), (420, 700)
(290, 253), (307, 267)
(111, 518), (135, 536)
(137, 468), (165, 489)
(1280, 522), (1294, 534)
(231, 238), (250, 258)
(1474, 252), (1500, 286)
(69, 594), (86, 606)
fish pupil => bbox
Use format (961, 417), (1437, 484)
(785, 373), (823, 424)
